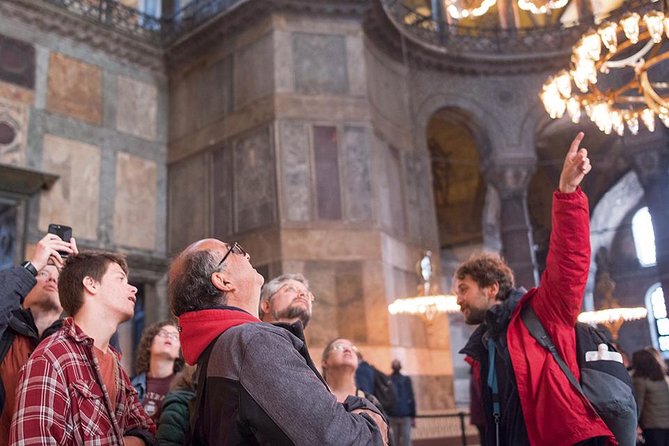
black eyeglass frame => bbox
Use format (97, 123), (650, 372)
(216, 242), (247, 269)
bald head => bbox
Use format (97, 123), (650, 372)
(168, 238), (263, 317)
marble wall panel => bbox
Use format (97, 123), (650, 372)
(168, 153), (209, 253)
(293, 33), (348, 95)
(114, 152), (157, 250)
(233, 127), (277, 231)
(116, 76), (158, 141)
(0, 34), (35, 90)
(366, 48), (409, 126)
(302, 261), (339, 347)
(212, 144), (233, 240)
(38, 134), (100, 240)
(278, 121), (311, 221)
(345, 35), (366, 97)
(342, 126), (372, 221)
(413, 375), (455, 410)
(379, 142), (406, 236)
(313, 125), (341, 220)
(0, 98), (28, 166)
(335, 261), (367, 341)
(198, 56), (233, 128)
(405, 153), (437, 243)
(46, 53), (102, 125)
(234, 35), (273, 109)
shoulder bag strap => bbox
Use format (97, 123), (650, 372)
(520, 304), (585, 397)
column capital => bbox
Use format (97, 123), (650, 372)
(623, 132), (669, 189)
(484, 161), (536, 199)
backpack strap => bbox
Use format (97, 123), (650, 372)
(520, 304), (586, 398)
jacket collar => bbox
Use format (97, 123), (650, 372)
(459, 287), (527, 361)
(178, 306), (260, 365)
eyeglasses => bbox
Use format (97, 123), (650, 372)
(157, 330), (180, 341)
(217, 242), (248, 269)
(271, 284), (315, 301)
(331, 343), (358, 353)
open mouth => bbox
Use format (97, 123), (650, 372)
(128, 296), (137, 304)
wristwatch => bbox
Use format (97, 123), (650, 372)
(20, 261), (38, 276)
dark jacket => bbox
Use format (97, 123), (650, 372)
(388, 372), (416, 418)
(460, 189), (615, 446)
(0, 266), (61, 412)
(156, 389), (196, 446)
(178, 306), (387, 445)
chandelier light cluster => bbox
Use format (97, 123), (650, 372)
(445, 0), (566, 19)
(388, 295), (460, 322)
(578, 307), (648, 324)
(541, 5), (669, 135)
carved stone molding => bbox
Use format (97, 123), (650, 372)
(1, 0), (164, 71)
(624, 131), (669, 189)
(485, 162), (536, 199)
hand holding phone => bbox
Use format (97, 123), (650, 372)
(30, 227), (74, 271)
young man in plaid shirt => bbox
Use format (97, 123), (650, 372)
(10, 252), (156, 446)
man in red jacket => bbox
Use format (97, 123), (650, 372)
(456, 132), (616, 446)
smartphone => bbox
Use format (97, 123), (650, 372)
(47, 224), (73, 257)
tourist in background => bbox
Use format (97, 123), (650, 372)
(632, 349), (669, 446)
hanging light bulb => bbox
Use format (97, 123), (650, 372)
(555, 70), (572, 97)
(641, 109), (656, 131)
(626, 114), (640, 135)
(611, 110), (625, 136)
(621, 13), (641, 44)
(598, 22), (619, 53)
(644, 11), (665, 43)
(660, 114), (669, 127)
(540, 80), (566, 119)
(567, 97), (581, 123)
(581, 31), (602, 61)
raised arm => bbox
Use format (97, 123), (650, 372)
(532, 132), (592, 326)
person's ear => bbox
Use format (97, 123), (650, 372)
(486, 282), (500, 301)
(82, 276), (98, 295)
(259, 298), (271, 315)
(211, 271), (233, 293)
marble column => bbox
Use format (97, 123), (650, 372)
(485, 162), (539, 288)
(627, 131), (669, 294)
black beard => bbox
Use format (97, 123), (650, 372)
(274, 305), (311, 328)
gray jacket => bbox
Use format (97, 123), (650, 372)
(183, 309), (387, 445)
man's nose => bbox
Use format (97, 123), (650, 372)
(129, 285), (138, 294)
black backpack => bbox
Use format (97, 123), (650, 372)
(371, 366), (398, 412)
(521, 305), (637, 446)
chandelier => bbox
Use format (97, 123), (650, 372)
(388, 294), (460, 322)
(577, 271), (648, 340)
(445, 0), (567, 19)
(387, 251), (460, 322)
(541, 2), (669, 135)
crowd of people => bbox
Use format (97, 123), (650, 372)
(0, 131), (667, 446)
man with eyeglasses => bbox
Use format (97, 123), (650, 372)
(258, 273), (327, 386)
(169, 238), (388, 445)
(0, 233), (76, 444)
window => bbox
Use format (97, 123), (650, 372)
(646, 284), (669, 357)
(632, 207), (656, 267)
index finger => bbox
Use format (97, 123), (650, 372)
(569, 132), (585, 155)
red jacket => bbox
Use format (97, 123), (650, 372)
(467, 189), (616, 446)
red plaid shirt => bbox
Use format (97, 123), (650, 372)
(9, 318), (155, 445)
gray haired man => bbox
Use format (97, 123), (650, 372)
(259, 273), (314, 328)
